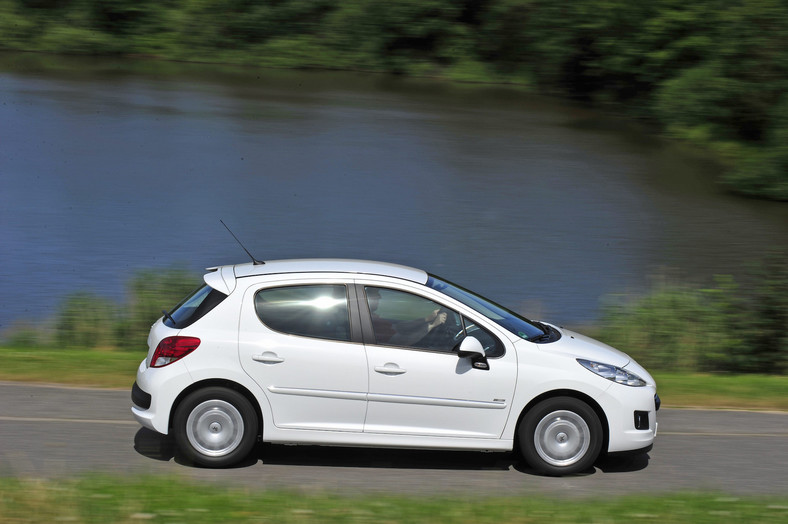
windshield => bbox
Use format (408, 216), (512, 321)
(426, 275), (545, 341)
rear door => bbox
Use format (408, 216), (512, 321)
(238, 278), (368, 432)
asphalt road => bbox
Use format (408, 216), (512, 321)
(1, 381), (786, 497)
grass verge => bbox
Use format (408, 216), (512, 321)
(0, 347), (786, 411)
(0, 475), (786, 523)
(653, 372), (788, 411)
(0, 347), (140, 389)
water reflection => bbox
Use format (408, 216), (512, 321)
(1, 54), (786, 333)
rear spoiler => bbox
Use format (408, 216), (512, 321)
(204, 265), (236, 295)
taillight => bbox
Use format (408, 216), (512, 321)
(150, 336), (200, 368)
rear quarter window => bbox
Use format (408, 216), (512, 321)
(164, 284), (228, 328)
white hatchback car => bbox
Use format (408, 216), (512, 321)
(132, 259), (658, 475)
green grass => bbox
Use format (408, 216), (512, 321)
(0, 475), (786, 523)
(0, 346), (140, 388)
(654, 372), (788, 411)
(1, 347), (786, 411)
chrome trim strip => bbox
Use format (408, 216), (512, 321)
(367, 393), (507, 409)
(267, 386), (366, 402)
(267, 386), (507, 409)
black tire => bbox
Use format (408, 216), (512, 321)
(519, 396), (603, 476)
(173, 387), (259, 468)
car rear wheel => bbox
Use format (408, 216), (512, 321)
(174, 387), (259, 467)
(519, 396), (602, 476)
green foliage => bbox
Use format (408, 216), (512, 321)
(1, 0), (786, 198)
(37, 25), (121, 54)
(0, 266), (200, 351)
(321, 0), (463, 74)
(652, 372), (788, 410)
(724, 95), (788, 200)
(2, 320), (52, 348)
(55, 292), (119, 349)
(0, 3), (38, 47)
(599, 253), (788, 374)
(654, 62), (738, 140)
(11, 252), (785, 374)
(598, 278), (740, 373)
(114, 266), (200, 351)
(87, 0), (154, 35)
(724, 148), (788, 202)
(740, 252), (788, 373)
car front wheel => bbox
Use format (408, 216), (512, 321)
(173, 387), (259, 467)
(519, 396), (602, 476)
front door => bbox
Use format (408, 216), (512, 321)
(360, 285), (518, 439)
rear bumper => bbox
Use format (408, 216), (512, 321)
(130, 358), (193, 435)
(131, 405), (157, 431)
(131, 379), (156, 430)
(131, 381), (151, 410)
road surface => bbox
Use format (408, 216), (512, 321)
(1, 381), (786, 497)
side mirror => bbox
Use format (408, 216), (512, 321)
(457, 337), (489, 370)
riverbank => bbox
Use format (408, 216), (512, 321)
(3, 257), (786, 407)
(2, 347), (785, 410)
(1, 0), (786, 200)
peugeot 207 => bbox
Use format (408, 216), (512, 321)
(131, 258), (658, 475)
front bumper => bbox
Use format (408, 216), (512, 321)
(601, 383), (658, 453)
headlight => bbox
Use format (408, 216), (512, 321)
(577, 359), (646, 387)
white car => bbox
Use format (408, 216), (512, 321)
(132, 259), (658, 475)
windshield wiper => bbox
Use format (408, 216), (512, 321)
(529, 321), (552, 342)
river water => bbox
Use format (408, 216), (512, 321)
(1, 54), (786, 332)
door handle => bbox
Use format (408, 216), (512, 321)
(252, 352), (285, 364)
(374, 363), (406, 375)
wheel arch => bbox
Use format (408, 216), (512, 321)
(168, 379), (263, 439)
(514, 389), (609, 456)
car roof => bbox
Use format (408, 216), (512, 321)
(205, 258), (429, 294)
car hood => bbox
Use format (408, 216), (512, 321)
(539, 325), (631, 368)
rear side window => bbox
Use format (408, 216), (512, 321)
(254, 284), (351, 342)
(164, 284), (228, 329)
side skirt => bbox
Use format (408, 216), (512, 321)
(263, 427), (513, 453)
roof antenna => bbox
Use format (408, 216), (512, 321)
(220, 220), (264, 265)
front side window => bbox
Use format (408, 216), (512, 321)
(462, 318), (505, 358)
(365, 287), (464, 352)
(255, 284), (351, 342)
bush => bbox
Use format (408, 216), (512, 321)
(598, 277), (742, 373)
(654, 62), (739, 142)
(740, 252), (788, 373)
(8, 266), (201, 351)
(55, 292), (119, 349)
(599, 252), (788, 374)
(114, 266), (199, 351)
(2, 320), (53, 348)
